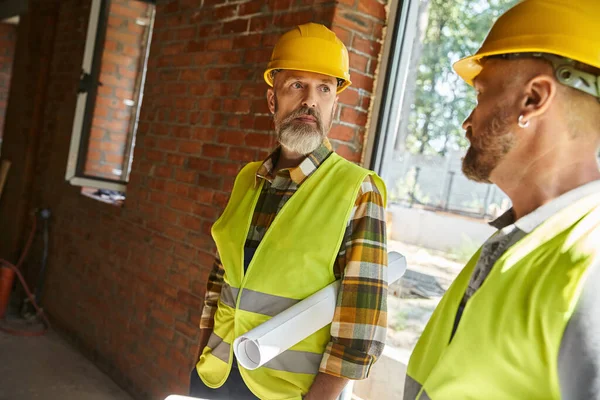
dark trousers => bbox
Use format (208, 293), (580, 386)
(189, 362), (258, 400)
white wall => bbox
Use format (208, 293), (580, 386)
(353, 347), (408, 400)
(389, 204), (496, 252)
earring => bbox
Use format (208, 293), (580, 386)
(518, 115), (530, 129)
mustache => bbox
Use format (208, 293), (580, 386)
(281, 106), (322, 126)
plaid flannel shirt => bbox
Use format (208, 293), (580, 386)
(200, 139), (388, 380)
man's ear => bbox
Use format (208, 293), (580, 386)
(520, 74), (557, 121)
(267, 88), (276, 114)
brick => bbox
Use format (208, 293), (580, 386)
(179, 141), (203, 154)
(159, 208), (181, 225)
(368, 59), (378, 76)
(206, 38), (233, 51)
(329, 124), (355, 141)
(350, 72), (374, 91)
(228, 66), (254, 80)
(338, 87), (360, 107)
(217, 130), (245, 146)
(163, 225), (187, 241)
(175, 321), (198, 339)
(218, 50), (243, 64)
(154, 165), (172, 178)
(170, 197), (195, 213)
(224, 98), (251, 114)
(185, 40), (205, 53)
(180, 214), (202, 230)
(211, 161), (240, 177)
(361, 96), (371, 111)
(154, 325), (175, 342)
(331, 25), (351, 45)
(335, 10), (373, 34)
(240, 83), (264, 97)
(151, 308), (175, 326)
(222, 19), (248, 35)
(267, 0), (293, 11)
(358, 0), (386, 21)
(176, 27), (197, 40)
(175, 169), (197, 184)
(180, 69), (203, 81)
(172, 126), (192, 139)
(188, 157), (211, 171)
(333, 143), (361, 162)
(156, 138), (178, 152)
(202, 144), (228, 158)
(340, 106), (368, 127)
(229, 147), (257, 161)
(239, 2), (263, 16)
(177, 290), (203, 309)
(165, 181), (189, 197)
(192, 127), (217, 141)
(213, 4), (238, 20)
(190, 112), (211, 125)
(245, 133), (274, 148)
(349, 51), (369, 73)
(110, 3), (147, 19)
(252, 98), (270, 114)
(249, 16), (270, 33)
(196, 174), (222, 190)
(188, 187), (214, 204)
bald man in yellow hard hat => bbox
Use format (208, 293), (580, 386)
(190, 23), (389, 400)
(404, 1), (600, 399)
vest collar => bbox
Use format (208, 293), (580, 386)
(254, 139), (333, 188)
(490, 179), (600, 233)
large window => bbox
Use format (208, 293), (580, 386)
(370, 0), (519, 364)
(66, 0), (155, 197)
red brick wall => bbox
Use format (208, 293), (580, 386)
(0, 0), (388, 399)
(0, 22), (17, 147)
(85, 0), (152, 180)
(330, 0), (387, 163)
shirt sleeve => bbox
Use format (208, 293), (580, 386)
(199, 252), (225, 330)
(558, 260), (600, 399)
(319, 175), (388, 380)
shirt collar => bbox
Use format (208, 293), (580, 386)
(255, 139), (333, 187)
(489, 179), (600, 233)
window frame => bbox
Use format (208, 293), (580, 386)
(65, 0), (155, 192)
(363, 0), (420, 177)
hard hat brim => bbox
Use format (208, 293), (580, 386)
(264, 66), (352, 94)
(454, 47), (571, 86)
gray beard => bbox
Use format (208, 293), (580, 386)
(277, 122), (324, 155)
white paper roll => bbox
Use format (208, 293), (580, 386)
(234, 252), (407, 370)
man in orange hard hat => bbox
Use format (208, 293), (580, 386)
(190, 23), (388, 400)
(404, 0), (600, 399)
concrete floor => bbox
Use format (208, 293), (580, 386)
(0, 320), (134, 400)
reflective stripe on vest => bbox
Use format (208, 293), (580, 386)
(221, 283), (302, 317)
(405, 193), (600, 400)
(207, 331), (230, 363)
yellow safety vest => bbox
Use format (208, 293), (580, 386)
(405, 193), (600, 400)
(196, 152), (386, 400)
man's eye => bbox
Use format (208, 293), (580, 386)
(320, 86), (331, 93)
(292, 82), (303, 89)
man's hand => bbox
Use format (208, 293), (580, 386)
(304, 373), (349, 400)
(195, 328), (213, 362)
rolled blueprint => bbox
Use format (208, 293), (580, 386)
(234, 252), (407, 370)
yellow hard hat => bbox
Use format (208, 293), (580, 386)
(264, 23), (352, 93)
(454, 0), (600, 87)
